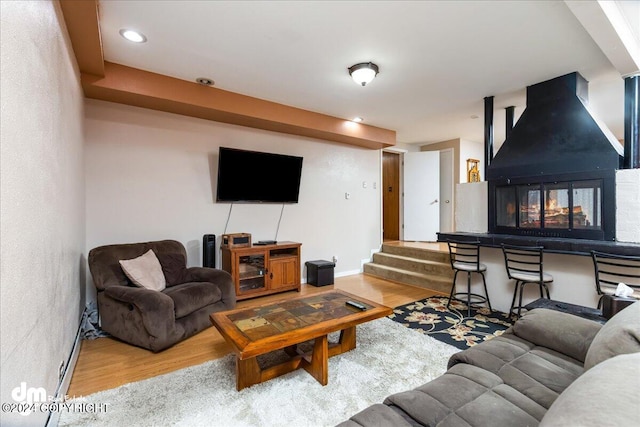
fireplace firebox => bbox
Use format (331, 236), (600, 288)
(490, 171), (615, 240)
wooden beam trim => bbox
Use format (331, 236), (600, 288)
(59, 0), (104, 76)
(82, 63), (395, 149)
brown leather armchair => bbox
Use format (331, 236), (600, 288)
(88, 240), (235, 352)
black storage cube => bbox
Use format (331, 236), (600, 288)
(305, 260), (335, 287)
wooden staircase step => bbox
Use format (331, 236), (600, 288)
(363, 263), (451, 294)
(372, 252), (453, 278)
(381, 243), (450, 264)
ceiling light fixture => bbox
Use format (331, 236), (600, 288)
(348, 62), (379, 86)
(352, 117), (364, 123)
(119, 29), (147, 43)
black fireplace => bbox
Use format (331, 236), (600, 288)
(487, 73), (623, 241)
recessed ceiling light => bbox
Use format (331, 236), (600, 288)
(119, 29), (147, 43)
(352, 117), (364, 123)
(196, 77), (215, 86)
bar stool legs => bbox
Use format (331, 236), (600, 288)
(509, 280), (551, 317)
(447, 240), (492, 318)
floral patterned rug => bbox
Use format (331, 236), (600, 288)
(389, 296), (517, 350)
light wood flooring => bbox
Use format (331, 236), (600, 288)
(67, 273), (445, 397)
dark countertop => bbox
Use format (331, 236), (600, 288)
(437, 232), (640, 256)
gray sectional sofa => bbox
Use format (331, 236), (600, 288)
(340, 302), (640, 427)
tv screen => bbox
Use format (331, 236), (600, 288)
(216, 147), (303, 203)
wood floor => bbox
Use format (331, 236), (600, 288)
(67, 273), (444, 397)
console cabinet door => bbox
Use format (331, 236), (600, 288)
(269, 257), (298, 289)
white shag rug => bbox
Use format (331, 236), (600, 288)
(59, 318), (458, 427)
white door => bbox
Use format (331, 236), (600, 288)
(404, 151), (440, 241)
(440, 149), (454, 232)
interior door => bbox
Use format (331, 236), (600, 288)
(404, 151), (440, 241)
(382, 151), (400, 240)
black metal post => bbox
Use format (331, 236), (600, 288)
(624, 75), (639, 169)
(505, 106), (515, 140)
(484, 96), (494, 181)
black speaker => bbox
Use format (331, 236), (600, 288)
(203, 234), (216, 268)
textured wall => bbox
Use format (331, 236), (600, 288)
(0, 2), (85, 425)
(616, 169), (640, 243)
(84, 99), (382, 301)
(455, 182), (488, 232)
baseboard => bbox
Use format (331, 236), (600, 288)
(335, 269), (361, 278)
(45, 311), (83, 427)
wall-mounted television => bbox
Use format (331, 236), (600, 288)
(216, 147), (303, 203)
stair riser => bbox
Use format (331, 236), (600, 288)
(372, 253), (453, 278)
(363, 264), (451, 294)
(381, 244), (450, 264)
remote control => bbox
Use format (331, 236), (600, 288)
(346, 300), (367, 311)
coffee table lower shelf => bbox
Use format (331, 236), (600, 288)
(236, 326), (356, 390)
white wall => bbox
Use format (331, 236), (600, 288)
(476, 248), (600, 313)
(616, 169), (640, 243)
(0, 2), (85, 426)
(85, 99), (382, 300)
(455, 182), (488, 232)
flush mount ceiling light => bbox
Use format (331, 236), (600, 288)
(119, 29), (147, 43)
(352, 117), (364, 123)
(348, 62), (379, 86)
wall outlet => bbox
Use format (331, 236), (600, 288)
(332, 255), (338, 263)
(345, 192), (351, 200)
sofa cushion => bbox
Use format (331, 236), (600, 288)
(449, 331), (584, 409)
(511, 308), (602, 363)
(156, 252), (187, 286)
(163, 282), (222, 319)
(119, 249), (166, 291)
(383, 363), (545, 427)
(584, 302), (640, 370)
(540, 352), (640, 427)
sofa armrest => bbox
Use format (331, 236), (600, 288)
(182, 267), (236, 309)
(103, 286), (175, 340)
(512, 308), (602, 362)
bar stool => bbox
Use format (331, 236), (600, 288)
(446, 240), (492, 317)
(501, 244), (553, 317)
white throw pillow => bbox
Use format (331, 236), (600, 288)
(119, 249), (166, 291)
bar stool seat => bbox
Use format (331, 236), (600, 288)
(452, 262), (487, 272)
(447, 240), (492, 317)
(510, 271), (553, 283)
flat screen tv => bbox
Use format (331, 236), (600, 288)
(216, 147), (303, 203)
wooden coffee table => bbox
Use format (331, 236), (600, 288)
(210, 290), (392, 390)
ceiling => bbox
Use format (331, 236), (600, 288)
(97, 1), (637, 146)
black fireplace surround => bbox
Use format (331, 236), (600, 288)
(487, 73), (623, 241)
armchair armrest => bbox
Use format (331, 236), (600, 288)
(183, 267), (236, 309)
(103, 286), (175, 340)
(512, 308), (602, 363)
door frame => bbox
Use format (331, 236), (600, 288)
(439, 148), (455, 232)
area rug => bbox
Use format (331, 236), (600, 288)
(389, 296), (515, 350)
(58, 318), (458, 427)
